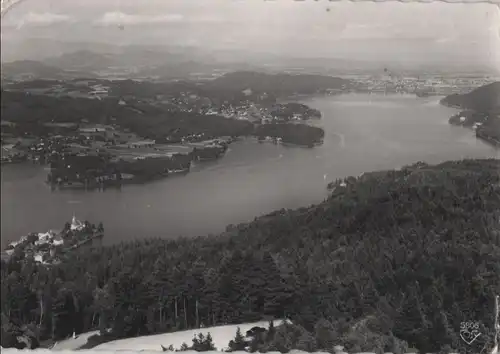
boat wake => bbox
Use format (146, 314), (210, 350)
(331, 132), (346, 148)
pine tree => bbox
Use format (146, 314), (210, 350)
(388, 332), (409, 354)
(268, 320), (276, 341)
(179, 342), (190, 351)
(228, 327), (247, 352)
(192, 332), (216, 351)
(314, 319), (337, 351)
(296, 331), (317, 353)
(204, 333), (216, 351)
(191, 333), (202, 351)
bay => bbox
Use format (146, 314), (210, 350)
(1, 93), (497, 247)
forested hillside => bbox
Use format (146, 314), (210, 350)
(440, 82), (500, 113)
(441, 82), (500, 147)
(1, 159), (499, 353)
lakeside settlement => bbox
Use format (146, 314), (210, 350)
(1, 216), (104, 264)
(440, 82), (500, 148)
(1, 77), (326, 188)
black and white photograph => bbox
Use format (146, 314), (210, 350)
(1, 0), (499, 353)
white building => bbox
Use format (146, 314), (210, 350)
(71, 215), (85, 231)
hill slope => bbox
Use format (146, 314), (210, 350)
(1, 159), (499, 353)
(440, 82), (500, 113)
(441, 82), (500, 146)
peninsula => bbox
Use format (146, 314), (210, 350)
(2, 215), (104, 264)
(440, 81), (500, 147)
(1, 71), (340, 186)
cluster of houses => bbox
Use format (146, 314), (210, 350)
(258, 136), (283, 145)
(204, 102), (319, 124)
(1, 215), (102, 265)
(1, 143), (27, 164)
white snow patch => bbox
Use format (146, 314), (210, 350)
(93, 320), (287, 352)
(0, 319), (436, 354)
(52, 330), (100, 350)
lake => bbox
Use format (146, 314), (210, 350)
(1, 93), (498, 247)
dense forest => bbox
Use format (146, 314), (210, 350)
(2, 159), (499, 353)
(0, 90), (252, 139)
(441, 82), (500, 146)
(440, 82), (500, 113)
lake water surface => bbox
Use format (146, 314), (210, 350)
(2, 94), (498, 247)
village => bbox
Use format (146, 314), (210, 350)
(0, 124), (315, 188)
(1, 215), (104, 265)
(3, 77), (323, 123)
(1, 79), (325, 186)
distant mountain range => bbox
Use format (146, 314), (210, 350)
(1, 39), (201, 63)
(1, 60), (93, 81)
(3, 38), (498, 78)
(41, 48), (208, 71)
(1, 41), (264, 81)
(1, 60), (62, 78)
(2, 40), (498, 84)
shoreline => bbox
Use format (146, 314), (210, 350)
(475, 129), (500, 148)
(2, 92), (498, 249)
(2, 217), (104, 264)
(9, 132), (326, 191)
(5, 92), (494, 195)
(48, 168), (191, 191)
(449, 120), (499, 148)
(448, 116), (500, 148)
(440, 98), (499, 149)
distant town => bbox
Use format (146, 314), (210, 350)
(344, 73), (496, 96)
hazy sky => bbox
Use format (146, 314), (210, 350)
(1, 0), (499, 69)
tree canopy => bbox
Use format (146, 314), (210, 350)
(1, 158), (499, 353)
